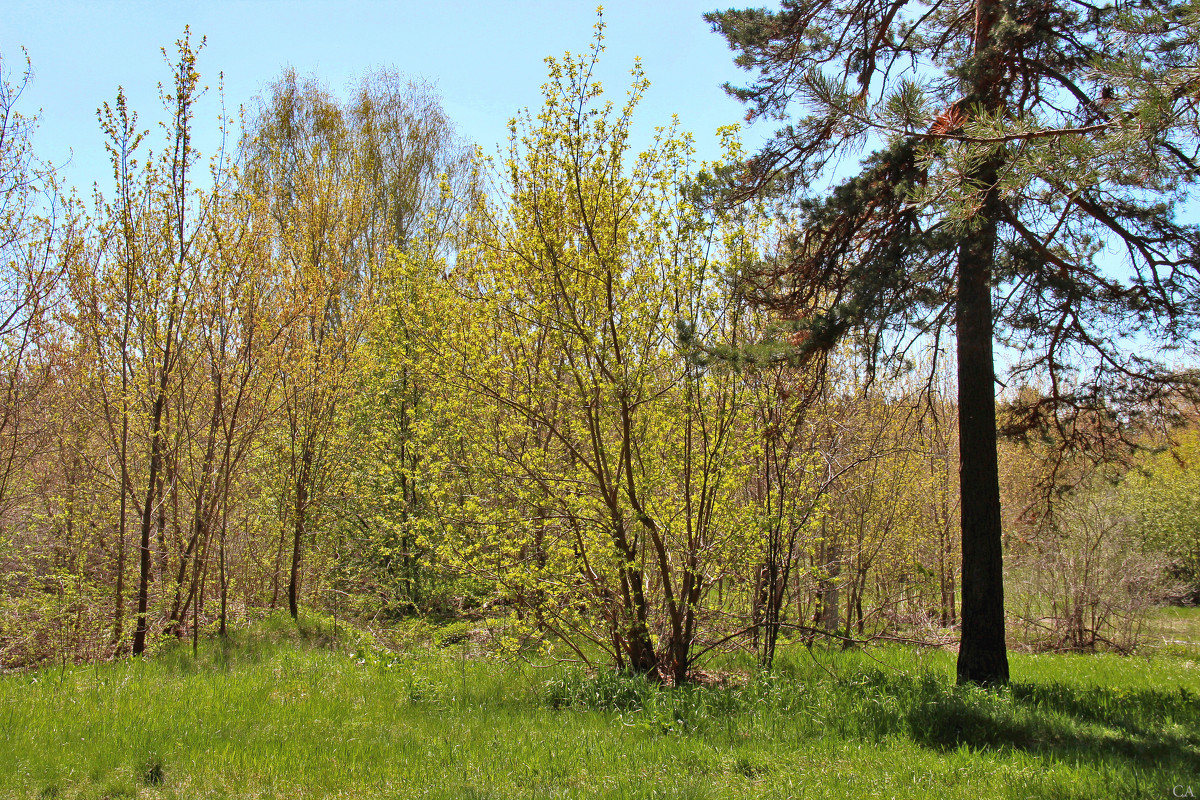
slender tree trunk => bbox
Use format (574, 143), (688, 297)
(112, 487), (126, 647)
(855, 568), (867, 635)
(940, 512), (957, 627)
(193, 552), (201, 658)
(271, 523), (285, 609)
(109, 117), (140, 652)
(156, 469), (168, 593)
(169, 403), (220, 635)
(288, 436), (314, 619)
(823, 541), (841, 635)
(112, 318), (132, 649)
(132, 364), (171, 656)
(169, 525), (203, 634)
(113, 520), (125, 647)
(218, 510), (228, 636)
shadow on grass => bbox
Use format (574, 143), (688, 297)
(899, 673), (1200, 772)
(550, 663), (1200, 779)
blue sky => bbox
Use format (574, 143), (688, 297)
(1, 1), (766, 195)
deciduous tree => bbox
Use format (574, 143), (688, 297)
(405, 27), (759, 682)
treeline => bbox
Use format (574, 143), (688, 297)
(0, 35), (469, 664)
(0, 33), (1193, 674)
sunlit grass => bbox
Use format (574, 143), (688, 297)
(1, 611), (1197, 799)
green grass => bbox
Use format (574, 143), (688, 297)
(1149, 605), (1200, 651)
(1, 612), (1198, 799)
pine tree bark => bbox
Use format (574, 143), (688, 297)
(954, 180), (1009, 686)
(953, 0), (1010, 687)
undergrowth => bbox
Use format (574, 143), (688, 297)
(0, 611), (1197, 799)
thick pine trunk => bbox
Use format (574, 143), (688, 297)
(954, 203), (1009, 686)
(953, 0), (1010, 687)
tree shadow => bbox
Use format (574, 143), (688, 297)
(901, 674), (1200, 775)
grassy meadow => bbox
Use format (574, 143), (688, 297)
(1, 612), (1198, 799)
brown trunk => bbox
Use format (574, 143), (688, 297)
(132, 369), (169, 657)
(169, 402), (220, 635)
(941, 519), (957, 627)
(954, 0), (1010, 687)
(156, 469), (168, 593)
(270, 520), (285, 609)
(288, 435), (314, 619)
(855, 568), (867, 635)
(954, 183), (1009, 686)
(621, 563), (657, 675)
(131, 45), (196, 656)
(113, 362), (131, 649)
(218, 514), (228, 637)
(113, 514), (126, 648)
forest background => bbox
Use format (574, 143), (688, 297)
(0, 0), (1198, 684)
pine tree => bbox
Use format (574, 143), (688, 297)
(708, 0), (1200, 684)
